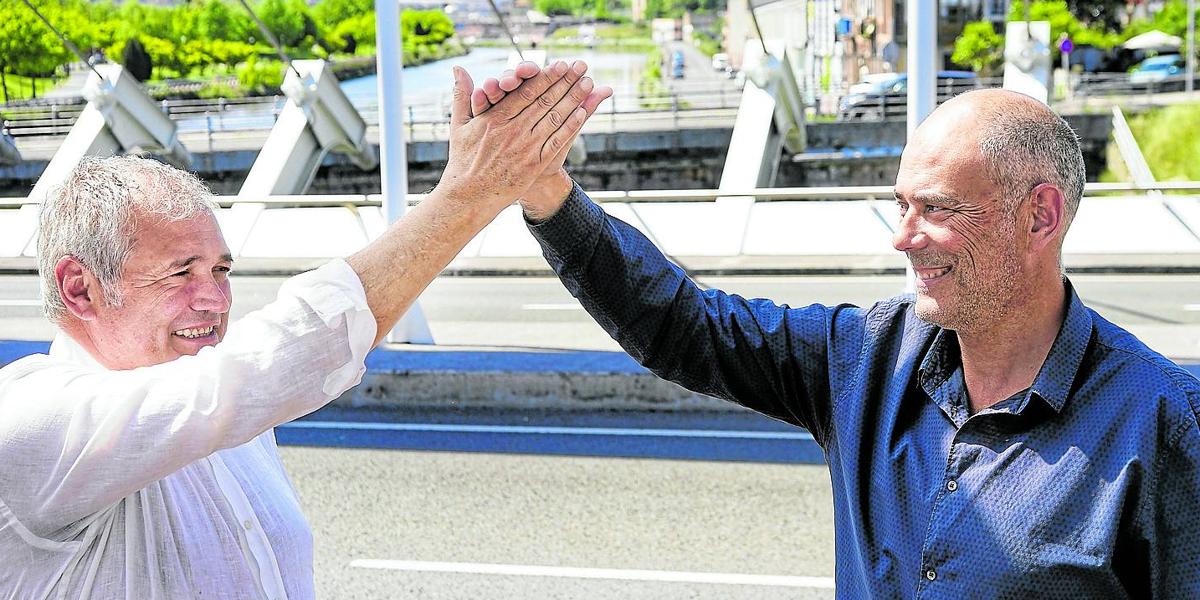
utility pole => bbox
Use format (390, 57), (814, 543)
(375, 0), (433, 344)
(1188, 0), (1196, 94)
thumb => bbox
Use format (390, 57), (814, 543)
(450, 66), (473, 129)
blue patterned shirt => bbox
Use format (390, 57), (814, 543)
(529, 185), (1200, 598)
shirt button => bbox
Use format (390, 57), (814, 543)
(243, 520), (253, 531)
(925, 569), (937, 581)
(946, 480), (958, 492)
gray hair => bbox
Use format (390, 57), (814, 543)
(976, 97), (1087, 225)
(38, 155), (217, 322)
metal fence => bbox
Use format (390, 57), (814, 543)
(1, 78), (746, 140)
(4, 181), (1196, 209)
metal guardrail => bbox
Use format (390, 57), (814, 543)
(1074, 72), (1200, 97)
(1, 80), (746, 139)
(4, 182), (1197, 209)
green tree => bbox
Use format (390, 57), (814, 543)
(0, 2), (69, 100)
(953, 21), (1005, 75)
(535, 0), (583, 16)
(257, 0), (309, 48)
(1123, 0), (1199, 40)
(313, 0), (373, 30)
(1007, 1), (1119, 51)
(196, 0), (254, 42)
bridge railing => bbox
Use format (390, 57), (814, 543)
(1, 79), (747, 139)
(6, 181), (1196, 209)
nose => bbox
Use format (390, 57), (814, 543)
(191, 275), (231, 314)
(892, 209), (928, 253)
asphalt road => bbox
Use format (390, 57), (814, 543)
(2, 273), (1199, 359)
(282, 431), (836, 599)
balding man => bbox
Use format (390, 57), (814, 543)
(508, 86), (1200, 595)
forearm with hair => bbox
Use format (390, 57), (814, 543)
(346, 188), (498, 346)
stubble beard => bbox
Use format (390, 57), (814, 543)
(912, 246), (1022, 334)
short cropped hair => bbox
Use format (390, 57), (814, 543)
(976, 95), (1086, 224)
(37, 156), (217, 322)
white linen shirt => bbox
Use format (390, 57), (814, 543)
(0, 260), (375, 599)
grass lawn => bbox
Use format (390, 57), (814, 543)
(1102, 102), (1200, 182)
(0, 73), (66, 104)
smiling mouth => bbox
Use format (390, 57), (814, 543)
(915, 266), (951, 281)
(173, 326), (217, 339)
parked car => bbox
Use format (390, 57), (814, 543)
(1129, 54), (1185, 84)
(837, 71), (978, 121)
(711, 53), (729, 71)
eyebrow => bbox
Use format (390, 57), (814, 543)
(163, 253), (235, 271)
(893, 191), (962, 207)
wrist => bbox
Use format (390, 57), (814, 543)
(520, 169), (574, 223)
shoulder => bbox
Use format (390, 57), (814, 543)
(1085, 310), (1200, 439)
(861, 294), (936, 343)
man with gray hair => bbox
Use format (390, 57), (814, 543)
(495, 81), (1200, 595)
(0, 60), (611, 597)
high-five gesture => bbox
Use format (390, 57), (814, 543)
(439, 60), (610, 209)
(467, 61), (613, 220)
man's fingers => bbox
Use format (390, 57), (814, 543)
(492, 61), (570, 120)
(498, 68), (524, 92)
(521, 60), (588, 130)
(540, 82), (611, 167)
(530, 75), (592, 142)
(449, 66), (473, 129)
(581, 85), (613, 114)
(514, 60), (541, 80)
(482, 78), (504, 104)
(471, 88), (491, 117)
(541, 106), (589, 165)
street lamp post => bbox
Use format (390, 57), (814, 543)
(904, 0), (937, 292)
(375, 0), (433, 344)
(1188, 0), (1196, 94)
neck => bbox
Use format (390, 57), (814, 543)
(957, 274), (1066, 414)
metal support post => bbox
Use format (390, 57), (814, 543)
(376, 0), (433, 344)
(904, 0), (937, 293)
(1188, 0), (1195, 94)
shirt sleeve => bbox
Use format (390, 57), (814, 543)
(0, 259), (376, 537)
(1148, 409), (1200, 596)
(528, 184), (866, 442)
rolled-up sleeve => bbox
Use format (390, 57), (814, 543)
(0, 259), (375, 536)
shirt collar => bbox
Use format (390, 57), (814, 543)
(918, 278), (1093, 415)
(1028, 279), (1093, 413)
(48, 331), (107, 371)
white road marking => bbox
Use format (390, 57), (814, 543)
(280, 421), (815, 441)
(0, 299), (41, 307)
(521, 303), (585, 310)
(1184, 304), (1200, 311)
(350, 559), (835, 589)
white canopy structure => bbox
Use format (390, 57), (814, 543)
(1123, 30), (1183, 51)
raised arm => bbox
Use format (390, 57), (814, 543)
(349, 61), (610, 346)
(0, 63), (610, 535)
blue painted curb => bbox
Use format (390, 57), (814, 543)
(0, 339), (652, 374)
(3, 339), (1198, 380)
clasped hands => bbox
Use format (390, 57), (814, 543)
(440, 60), (612, 218)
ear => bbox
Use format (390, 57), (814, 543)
(1026, 183), (1066, 252)
(55, 256), (101, 321)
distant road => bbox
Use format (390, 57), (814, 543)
(285, 427), (837, 600)
(2, 273), (1198, 360)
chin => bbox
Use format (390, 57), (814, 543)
(914, 297), (953, 328)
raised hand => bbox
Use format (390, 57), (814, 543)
(439, 61), (604, 211)
(468, 61), (614, 220)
